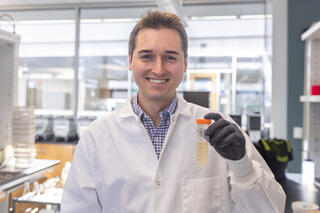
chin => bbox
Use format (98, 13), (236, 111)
(149, 93), (173, 102)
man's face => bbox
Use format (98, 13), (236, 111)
(129, 28), (187, 104)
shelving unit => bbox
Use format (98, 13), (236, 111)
(300, 95), (320, 102)
(0, 29), (20, 149)
(300, 21), (320, 184)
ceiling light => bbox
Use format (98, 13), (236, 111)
(8, 20), (75, 25)
(190, 16), (237, 21)
(240, 14), (272, 19)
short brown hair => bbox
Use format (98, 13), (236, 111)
(129, 10), (188, 60)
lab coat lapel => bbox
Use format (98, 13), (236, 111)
(116, 99), (159, 168)
(157, 96), (193, 171)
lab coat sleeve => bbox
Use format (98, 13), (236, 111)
(227, 134), (286, 213)
(61, 129), (102, 213)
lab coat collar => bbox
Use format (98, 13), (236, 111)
(116, 95), (192, 119)
(117, 96), (136, 118)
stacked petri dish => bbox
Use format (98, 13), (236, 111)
(12, 107), (36, 169)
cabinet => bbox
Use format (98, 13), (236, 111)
(35, 143), (76, 179)
(300, 21), (320, 184)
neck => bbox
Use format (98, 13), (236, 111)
(137, 95), (174, 127)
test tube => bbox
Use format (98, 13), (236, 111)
(196, 118), (211, 167)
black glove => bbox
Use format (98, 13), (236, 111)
(204, 113), (246, 161)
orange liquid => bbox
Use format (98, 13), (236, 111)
(196, 142), (208, 167)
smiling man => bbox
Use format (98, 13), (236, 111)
(129, 27), (187, 126)
(61, 10), (286, 213)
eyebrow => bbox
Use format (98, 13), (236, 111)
(137, 49), (180, 55)
(137, 50), (152, 54)
(165, 50), (179, 55)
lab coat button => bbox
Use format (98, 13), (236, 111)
(171, 117), (175, 122)
(156, 181), (161, 186)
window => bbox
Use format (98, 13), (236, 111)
(1, 4), (272, 131)
(6, 10), (76, 115)
(78, 17), (136, 114)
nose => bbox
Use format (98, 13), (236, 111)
(152, 57), (165, 76)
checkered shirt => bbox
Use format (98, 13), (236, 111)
(131, 95), (177, 159)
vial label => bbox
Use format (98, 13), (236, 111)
(196, 141), (208, 167)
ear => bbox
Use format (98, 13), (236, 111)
(183, 57), (188, 73)
(128, 54), (133, 71)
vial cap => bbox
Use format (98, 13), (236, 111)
(196, 118), (211, 124)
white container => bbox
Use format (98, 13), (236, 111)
(292, 201), (319, 213)
(61, 161), (71, 184)
(302, 159), (315, 185)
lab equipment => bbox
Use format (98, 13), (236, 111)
(12, 107), (36, 168)
(291, 201), (319, 213)
(13, 177), (62, 213)
(205, 113), (246, 160)
(35, 116), (54, 141)
(39, 205), (55, 213)
(302, 158), (315, 186)
(61, 161), (71, 185)
(54, 116), (77, 142)
(247, 113), (261, 142)
(247, 113), (261, 131)
(196, 118), (211, 167)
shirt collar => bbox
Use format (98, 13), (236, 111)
(116, 94), (191, 119)
(131, 94), (177, 120)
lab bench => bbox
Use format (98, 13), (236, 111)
(281, 175), (320, 213)
(0, 159), (59, 212)
(12, 199), (60, 213)
(12, 176), (62, 213)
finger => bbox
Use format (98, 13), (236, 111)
(212, 124), (235, 143)
(204, 112), (222, 121)
(205, 119), (229, 136)
(217, 133), (240, 148)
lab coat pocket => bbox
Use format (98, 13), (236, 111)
(181, 177), (222, 213)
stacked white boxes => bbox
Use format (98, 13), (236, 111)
(12, 107), (36, 168)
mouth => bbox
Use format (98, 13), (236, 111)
(146, 78), (169, 84)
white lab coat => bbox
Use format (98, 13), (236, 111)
(61, 96), (286, 213)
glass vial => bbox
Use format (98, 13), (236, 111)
(196, 118), (211, 167)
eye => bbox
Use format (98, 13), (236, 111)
(165, 55), (177, 62)
(140, 54), (154, 61)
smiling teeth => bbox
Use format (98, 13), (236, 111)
(149, 79), (166, 84)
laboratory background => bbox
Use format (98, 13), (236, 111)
(0, 0), (319, 212)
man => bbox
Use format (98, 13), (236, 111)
(61, 10), (286, 213)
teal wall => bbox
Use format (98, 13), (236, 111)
(287, 0), (320, 173)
